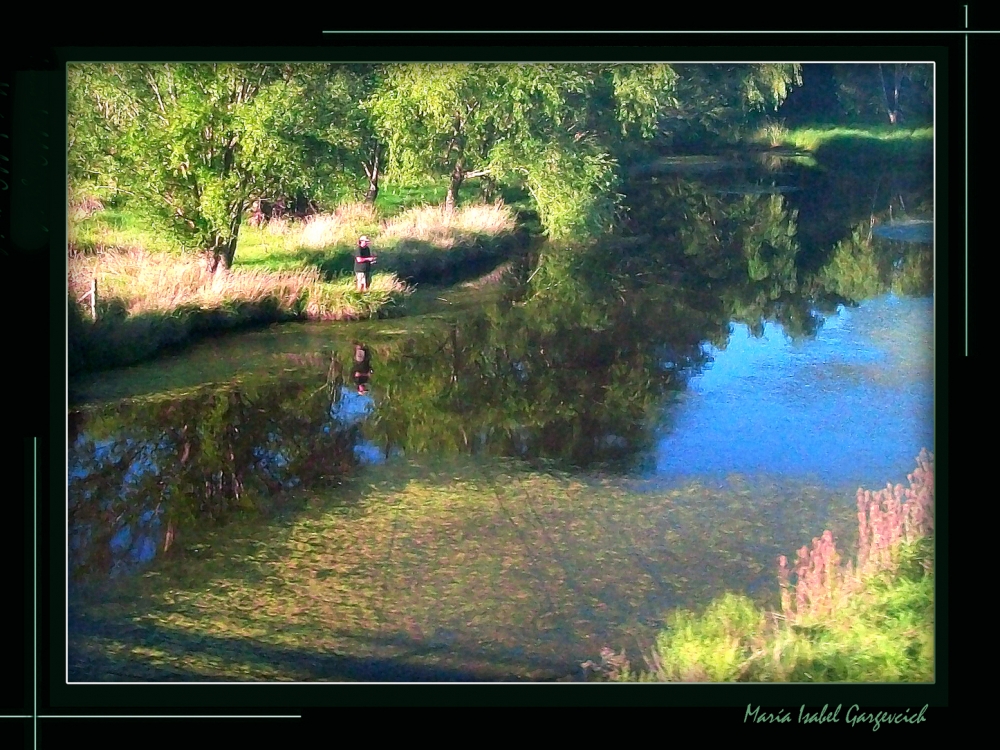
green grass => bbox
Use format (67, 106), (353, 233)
(593, 452), (935, 683)
(69, 207), (186, 256)
(619, 541), (933, 683)
(373, 181), (463, 216)
(774, 125), (933, 153)
(742, 123), (932, 172)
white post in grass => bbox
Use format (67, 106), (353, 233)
(78, 278), (98, 320)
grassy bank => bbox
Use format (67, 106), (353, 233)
(591, 450), (934, 682)
(239, 201), (524, 285)
(68, 248), (409, 374)
(68, 197), (521, 374)
(749, 122), (933, 163)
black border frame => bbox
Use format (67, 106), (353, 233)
(1, 15), (969, 733)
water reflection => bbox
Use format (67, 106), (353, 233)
(68, 154), (934, 682)
(68, 159), (934, 583)
(352, 342), (373, 394)
(651, 294), (932, 491)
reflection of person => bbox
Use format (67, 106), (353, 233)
(355, 235), (377, 292)
(352, 342), (373, 394)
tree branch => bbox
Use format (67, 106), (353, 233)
(146, 70), (168, 122)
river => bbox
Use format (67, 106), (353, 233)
(67, 149), (934, 681)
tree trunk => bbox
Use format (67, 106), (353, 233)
(446, 160), (464, 214)
(878, 64), (900, 125)
(364, 143), (381, 205)
(209, 237), (236, 273)
(891, 64), (903, 124)
(450, 325), (460, 383)
(480, 174), (497, 203)
(208, 207), (244, 272)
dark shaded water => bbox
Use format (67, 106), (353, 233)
(68, 149), (934, 681)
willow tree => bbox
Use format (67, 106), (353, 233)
(364, 64), (539, 213)
(641, 63), (803, 143)
(69, 63), (345, 271)
(364, 63), (685, 239)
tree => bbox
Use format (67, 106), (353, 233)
(364, 64), (521, 213)
(298, 64), (387, 206)
(831, 64), (932, 125)
(365, 63), (684, 238)
(69, 63), (344, 271)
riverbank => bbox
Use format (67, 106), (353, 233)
(751, 122), (933, 162)
(591, 450), (934, 683)
(68, 451), (861, 681)
(68, 200), (524, 375)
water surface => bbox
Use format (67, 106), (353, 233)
(68, 153), (935, 681)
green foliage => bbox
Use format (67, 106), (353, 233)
(832, 64), (933, 125)
(365, 63), (798, 240)
(658, 64), (803, 144)
(69, 63), (381, 266)
(492, 138), (621, 240)
(743, 64), (803, 112)
(649, 594), (767, 681)
(609, 64), (680, 138)
(365, 63), (613, 237)
(72, 62), (808, 251)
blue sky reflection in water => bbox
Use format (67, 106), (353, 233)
(330, 385), (374, 426)
(651, 294), (933, 492)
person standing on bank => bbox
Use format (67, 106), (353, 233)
(355, 235), (377, 292)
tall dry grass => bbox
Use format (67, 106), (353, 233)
(69, 248), (315, 315)
(68, 246), (409, 322)
(379, 202), (516, 249)
(299, 203), (380, 249)
(293, 201), (515, 251)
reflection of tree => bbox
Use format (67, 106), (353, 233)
(623, 177), (820, 339)
(359, 286), (712, 469)
(786, 161), (932, 277)
(69, 371), (356, 577)
(620, 167), (931, 332)
(812, 220), (932, 302)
